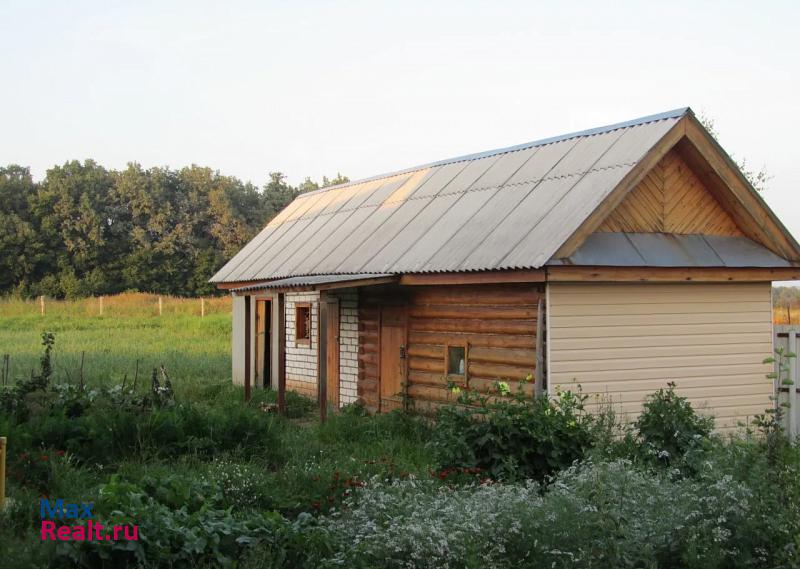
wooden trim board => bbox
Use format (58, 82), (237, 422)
(547, 266), (800, 282)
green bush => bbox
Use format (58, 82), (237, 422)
(634, 382), (714, 467)
(3, 365), (287, 481)
(320, 456), (800, 569)
(429, 389), (594, 480)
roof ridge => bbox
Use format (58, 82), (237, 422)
(299, 107), (691, 197)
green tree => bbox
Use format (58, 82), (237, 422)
(322, 172), (350, 188)
(698, 114), (771, 192)
(0, 165), (40, 293)
(0, 160), (347, 298)
(32, 160), (117, 298)
(297, 177), (320, 194)
(262, 172), (299, 219)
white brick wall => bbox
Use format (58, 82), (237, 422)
(285, 291), (319, 398)
(335, 290), (359, 406)
(283, 289), (359, 407)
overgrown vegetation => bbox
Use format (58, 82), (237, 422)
(1, 333), (799, 568)
(429, 385), (594, 480)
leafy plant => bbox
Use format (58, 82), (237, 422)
(754, 347), (795, 464)
(634, 382), (714, 467)
(57, 473), (324, 568)
(430, 387), (593, 481)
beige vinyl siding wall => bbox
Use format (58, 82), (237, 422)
(548, 282), (774, 431)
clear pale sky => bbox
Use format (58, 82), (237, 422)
(2, 1), (798, 245)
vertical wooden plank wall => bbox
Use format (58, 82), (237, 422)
(358, 284), (542, 412)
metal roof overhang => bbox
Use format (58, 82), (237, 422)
(547, 233), (793, 267)
(230, 273), (397, 294)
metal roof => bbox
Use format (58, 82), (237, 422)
(211, 108), (731, 283)
(548, 233), (792, 268)
(230, 273), (395, 292)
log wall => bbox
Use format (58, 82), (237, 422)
(358, 284), (542, 412)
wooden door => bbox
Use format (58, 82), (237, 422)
(255, 299), (270, 388)
(326, 298), (340, 408)
(380, 306), (407, 404)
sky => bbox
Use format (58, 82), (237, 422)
(1, 0), (799, 245)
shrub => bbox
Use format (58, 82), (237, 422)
(634, 382), (714, 467)
(321, 458), (799, 569)
(429, 388), (593, 480)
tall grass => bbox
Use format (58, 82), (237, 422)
(0, 294), (232, 398)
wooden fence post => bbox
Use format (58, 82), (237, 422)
(99, 296), (104, 316)
(201, 298), (205, 318)
(40, 295), (45, 317)
(789, 331), (798, 441)
(158, 297), (163, 316)
(0, 437), (6, 510)
(79, 351), (85, 391)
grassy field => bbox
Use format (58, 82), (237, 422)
(0, 294), (232, 397)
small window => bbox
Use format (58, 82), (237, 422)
(447, 346), (466, 376)
(295, 303), (311, 344)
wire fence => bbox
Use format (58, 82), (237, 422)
(0, 293), (231, 318)
(3, 295), (792, 322)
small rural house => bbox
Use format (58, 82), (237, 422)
(212, 108), (800, 429)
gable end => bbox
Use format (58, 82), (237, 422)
(597, 148), (744, 237)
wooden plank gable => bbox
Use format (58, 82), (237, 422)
(597, 148), (744, 237)
(556, 113), (800, 262)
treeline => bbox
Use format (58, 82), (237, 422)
(0, 162), (348, 298)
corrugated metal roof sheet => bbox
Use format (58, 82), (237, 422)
(213, 109), (700, 283)
(548, 233), (791, 268)
(231, 273), (395, 292)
